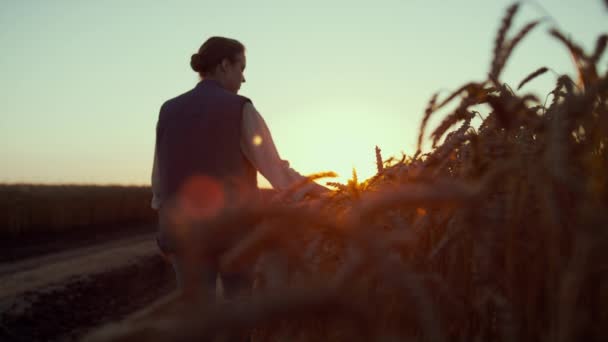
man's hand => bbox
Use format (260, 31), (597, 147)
(307, 183), (331, 198)
(292, 182), (330, 202)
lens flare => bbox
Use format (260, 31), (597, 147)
(253, 134), (263, 146)
(416, 208), (427, 216)
(176, 175), (225, 222)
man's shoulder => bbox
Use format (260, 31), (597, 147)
(158, 89), (198, 119)
(214, 88), (252, 105)
(238, 94), (253, 105)
(162, 89), (193, 110)
(160, 87), (252, 117)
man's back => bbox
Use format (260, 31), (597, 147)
(155, 79), (258, 210)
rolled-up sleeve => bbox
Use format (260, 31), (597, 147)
(240, 102), (307, 190)
(151, 109), (165, 211)
(150, 145), (162, 210)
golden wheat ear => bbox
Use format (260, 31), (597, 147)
(375, 146), (384, 174)
(517, 67), (549, 90)
(489, 3), (519, 83)
(417, 92), (439, 155)
(590, 34), (608, 65)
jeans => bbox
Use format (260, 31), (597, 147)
(157, 205), (251, 300)
(169, 256), (251, 299)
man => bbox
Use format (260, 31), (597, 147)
(151, 36), (327, 302)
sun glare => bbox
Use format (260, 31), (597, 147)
(252, 135), (263, 146)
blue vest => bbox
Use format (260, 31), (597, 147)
(155, 79), (258, 210)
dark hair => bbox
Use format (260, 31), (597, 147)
(190, 36), (245, 77)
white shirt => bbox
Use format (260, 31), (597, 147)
(150, 102), (309, 210)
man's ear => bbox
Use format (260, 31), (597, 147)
(220, 58), (230, 73)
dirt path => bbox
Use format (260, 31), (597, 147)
(0, 232), (175, 341)
(0, 233), (156, 300)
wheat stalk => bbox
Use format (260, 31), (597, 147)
(490, 3), (520, 83)
(375, 146), (384, 174)
(518, 67), (549, 90)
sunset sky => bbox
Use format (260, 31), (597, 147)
(1, 0), (606, 187)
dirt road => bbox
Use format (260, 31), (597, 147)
(0, 232), (175, 341)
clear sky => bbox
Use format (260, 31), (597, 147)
(1, 0), (606, 187)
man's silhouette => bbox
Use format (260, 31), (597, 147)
(151, 36), (326, 302)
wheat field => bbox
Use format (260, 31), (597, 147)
(85, 3), (608, 341)
(0, 184), (156, 238)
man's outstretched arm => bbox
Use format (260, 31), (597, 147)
(240, 102), (327, 199)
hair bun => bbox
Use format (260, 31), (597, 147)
(190, 37), (245, 76)
(190, 53), (202, 72)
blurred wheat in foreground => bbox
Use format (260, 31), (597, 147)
(86, 3), (608, 342)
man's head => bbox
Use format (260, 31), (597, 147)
(190, 36), (246, 94)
